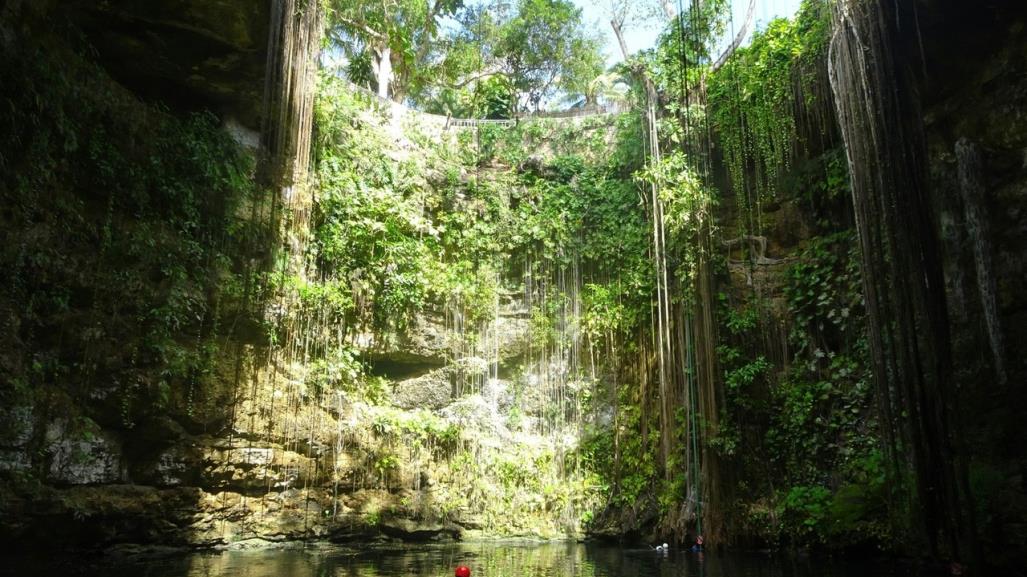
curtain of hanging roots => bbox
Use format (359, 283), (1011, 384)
(828, 0), (977, 564)
(221, 0), (327, 536)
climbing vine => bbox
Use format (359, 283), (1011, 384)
(708, 0), (831, 234)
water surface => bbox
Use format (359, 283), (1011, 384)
(3, 542), (939, 577)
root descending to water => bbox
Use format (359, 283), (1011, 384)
(828, 0), (977, 564)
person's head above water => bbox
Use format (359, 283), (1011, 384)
(455, 565), (471, 577)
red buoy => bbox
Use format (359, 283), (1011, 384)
(455, 566), (471, 577)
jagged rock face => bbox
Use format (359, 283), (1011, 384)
(0, 0), (585, 551)
(0, 483), (461, 548)
(392, 368), (453, 411)
(364, 314), (453, 366)
(46, 420), (126, 485)
(924, 4), (1027, 357)
(0, 406), (33, 475)
(441, 395), (511, 442)
(921, 5), (1027, 566)
(365, 300), (530, 372)
(0, 421), (465, 546)
(373, 304), (530, 411)
(60, 0), (271, 127)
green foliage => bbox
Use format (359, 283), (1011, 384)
(581, 403), (658, 510)
(742, 449), (889, 548)
(725, 355), (771, 392)
(707, 0), (831, 230)
(782, 485), (832, 539)
(308, 73), (655, 541)
(716, 300), (773, 429)
(784, 231), (864, 358)
(713, 225), (881, 548)
(305, 346), (389, 403)
(314, 75), (505, 333)
(409, 0), (604, 114)
(651, 0), (730, 100)
(634, 150), (718, 304)
(1, 0), (894, 553)
(756, 232), (879, 547)
(325, 0), (609, 115)
(363, 509), (382, 526)
(369, 407), (461, 462)
(478, 75), (517, 119)
(581, 283), (634, 345)
(325, 0), (464, 100)
(783, 147), (851, 231)
(506, 0), (604, 108)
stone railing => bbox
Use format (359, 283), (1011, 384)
(343, 81), (628, 129)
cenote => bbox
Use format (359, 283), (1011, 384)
(1, 0), (1025, 576)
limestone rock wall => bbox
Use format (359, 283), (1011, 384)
(919, 1), (1027, 566)
(0, 287), (558, 548)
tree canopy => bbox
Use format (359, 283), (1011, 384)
(497, 0), (604, 110)
(326, 0), (464, 101)
(328, 0), (606, 116)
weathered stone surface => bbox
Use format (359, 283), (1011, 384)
(0, 405), (33, 447)
(379, 517), (459, 540)
(202, 443), (322, 493)
(365, 304), (529, 369)
(441, 395), (511, 440)
(45, 419), (125, 485)
(64, 0), (271, 127)
(363, 314), (451, 366)
(492, 314), (531, 361)
(0, 405), (34, 474)
(483, 378), (515, 416)
(0, 449), (30, 473)
(392, 368), (453, 410)
(133, 445), (205, 487)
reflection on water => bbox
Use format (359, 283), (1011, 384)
(4, 542), (933, 577)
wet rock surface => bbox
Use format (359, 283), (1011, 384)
(64, 0), (271, 127)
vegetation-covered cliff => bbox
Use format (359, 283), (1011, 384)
(1, 0), (1025, 574)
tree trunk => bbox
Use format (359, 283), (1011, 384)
(659, 0), (676, 20)
(713, 0), (755, 71)
(374, 43), (391, 99)
(611, 18), (630, 61)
